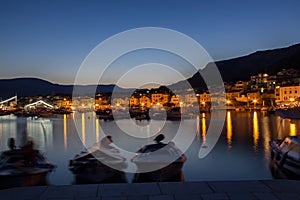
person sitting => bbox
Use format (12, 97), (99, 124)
(138, 134), (167, 153)
(100, 136), (113, 147)
(22, 140), (37, 166)
(154, 134), (165, 144)
(8, 138), (16, 150)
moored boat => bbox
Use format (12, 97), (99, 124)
(69, 136), (127, 183)
(270, 135), (300, 175)
(131, 134), (186, 182)
(0, 139), (55, 188)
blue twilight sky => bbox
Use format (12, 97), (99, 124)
(0, 0), (300, 86)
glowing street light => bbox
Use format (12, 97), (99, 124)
(253, 99), (257, 109)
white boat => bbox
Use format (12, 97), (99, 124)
(270, 135), (300, 175)
(69, 136), (127, 183)
(131, 134), (187, 182)
(0, 149), (55, 188)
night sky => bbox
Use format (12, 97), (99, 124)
(0, 0), (300, 86)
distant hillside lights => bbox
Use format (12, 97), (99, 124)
(3, 68), (300, 113)
(224, 68), (300, 109)
(275, 85), (300, 104)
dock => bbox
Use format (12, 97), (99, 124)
(1, 180), (300, 200)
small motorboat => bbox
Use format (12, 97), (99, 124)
(69, 136), (127, 183)
(0, 139), (55, 188)
(270, 135), (300, 175)
(132, 134), (187, 182)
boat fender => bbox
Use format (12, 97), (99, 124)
(278, 152), (288, 168)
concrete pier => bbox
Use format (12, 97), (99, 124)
(1, 180), (300, 200)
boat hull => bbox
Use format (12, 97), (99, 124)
(0, 169), (50, 189)
(270, 139), (300, 175)
(70, 159), (127, 183)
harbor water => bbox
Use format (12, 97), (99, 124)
(0, 111), (298, 185)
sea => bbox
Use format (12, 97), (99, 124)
(0, 110), (299, 185)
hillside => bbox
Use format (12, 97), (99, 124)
(1, 43), (300, 98)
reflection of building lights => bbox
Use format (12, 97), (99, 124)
(81, 113), (85, 146)
(227, 111), (232, 148)
(196, 115), (200, 140)
(253, 111), (259, 151)
(202, 117), (206, 143)
(63, 114), (67, 150)
(290, 123), (296, 136)
(96, 119), (99, 143)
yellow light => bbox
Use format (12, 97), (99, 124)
(226, 100), (231, 104)
(290, 98), (295, 102)
(202, 117), (206, 144)
(253, 111), (259, 151)
(227, 111), (232, 148)
(202, 101), (205, 105)
(253, 99), (257, 103)
(290, 123), (296, 136)
(81, 113), (85, 146)
(95, 103), (99, 107)
(96, 119), (99, 143)
(157, 103), (160, 106)
(63, 114), (67, 150)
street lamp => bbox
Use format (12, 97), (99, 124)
(253, 99), (257, 109)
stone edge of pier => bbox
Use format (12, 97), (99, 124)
(1, 180), (300, 200)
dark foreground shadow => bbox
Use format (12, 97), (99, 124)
(132, 170), (184, 183)
(269, 160), (300, 180)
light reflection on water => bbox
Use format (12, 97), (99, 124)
(0, 111), (299, 185)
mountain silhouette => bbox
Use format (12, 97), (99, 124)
(183, 43), (300, 90)
(215, 43), (300, 82)
(1, 43), (300, 99)
(0, 78), (118, 99)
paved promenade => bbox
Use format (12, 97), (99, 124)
(1, 180), (300, 200)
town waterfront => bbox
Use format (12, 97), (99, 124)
(0, 111), (299, 185)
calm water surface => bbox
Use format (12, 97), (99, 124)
(0, 111), (298, 185)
